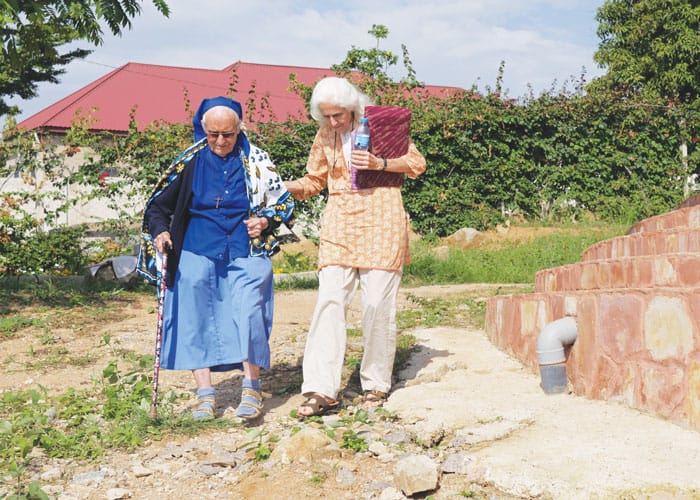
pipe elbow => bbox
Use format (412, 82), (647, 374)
(536, 316), (578, 366)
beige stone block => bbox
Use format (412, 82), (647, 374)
(653, 257), (677, 286)
(687, 361), (700, 429)
(520, 300), (539, 336)
(688, 205), (700, 229)
(495, 297), (504, 335)
(644, 296), (693, 360)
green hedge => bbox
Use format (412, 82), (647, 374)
(2, 83), (699, 277)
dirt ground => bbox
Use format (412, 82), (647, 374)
(6, 224), (673, 500)
(2, 279), (519, 499)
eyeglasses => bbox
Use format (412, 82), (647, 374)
(205, 129), (238, 139)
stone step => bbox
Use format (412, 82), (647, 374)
(535, 253), (700, 292)
(485, 287), (700, 430)
(626, 201), (700, 235)
(581, 228), (700, 261)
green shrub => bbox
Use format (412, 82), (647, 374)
(0, 220), (88, 278)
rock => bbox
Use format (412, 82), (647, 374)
(378, 486), (407, 500)
(443, 227), (482, 248)
(44, 406), (58, 420)
(270, 427), (342, 465)
(201, 453), (238, 468)
(132, 465), (153, 478)
(383, 430), (412, 446)
(393, 454), (439, 496)
(197, 464), (222, 476)
(41, 485), (64, 496)
(369, 441), (391, 457)
(408, 421), (445, 448)
(451, 418), (530, 447)
(335, 466), (356, 486)
(441, 452), (474, 474)
(40, 467), (62, 481)
(71, 470), (105, 485)
(106, 487), (132, 500)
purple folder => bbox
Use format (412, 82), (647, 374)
(353, 105), (411, 190)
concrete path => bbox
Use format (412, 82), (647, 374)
(385, 326), (700, 499)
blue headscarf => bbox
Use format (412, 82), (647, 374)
(192, 96), (244, 142)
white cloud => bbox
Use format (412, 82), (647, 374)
(6, 0), (606, 121)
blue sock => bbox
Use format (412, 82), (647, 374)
(237, 378), (262, 419)
(197, 386), (215, 399)
(192, 386), (215, 420)
(242, 378), (260, 391)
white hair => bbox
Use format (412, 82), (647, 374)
(201, 105), (241, 129)
(309, 77), (372, 125)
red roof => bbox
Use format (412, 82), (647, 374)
(17, 61), (461, 134)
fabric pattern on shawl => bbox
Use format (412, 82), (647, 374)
(137, 140), (206, 286)
(136, 139), (294, 286)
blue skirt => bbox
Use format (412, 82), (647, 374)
(160, 250), (273, 372)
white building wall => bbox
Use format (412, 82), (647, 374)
(1, 145), (145, 228)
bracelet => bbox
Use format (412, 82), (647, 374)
(382, 157), (388, 170)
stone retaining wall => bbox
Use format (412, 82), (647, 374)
(486, 193), (700, 431)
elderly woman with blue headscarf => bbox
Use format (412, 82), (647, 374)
(138, 96), (294, 420)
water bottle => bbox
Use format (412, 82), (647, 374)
(353, 117), (371, 151)
(351, 117), (370, 189)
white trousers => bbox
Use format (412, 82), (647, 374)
(301, 265), (402, 399)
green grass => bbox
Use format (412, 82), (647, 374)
(403, 225), (626, 286)
(0, 316), (45, 338)
(274, 275), (318, 290)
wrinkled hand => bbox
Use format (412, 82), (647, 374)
(245, 217), (269, 238)
(154, 231), (172, 254)
(350, 150), (381, 170)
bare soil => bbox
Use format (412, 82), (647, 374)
(2, 279), (516, 499)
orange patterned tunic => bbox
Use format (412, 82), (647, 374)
(296, 126), (426, 271)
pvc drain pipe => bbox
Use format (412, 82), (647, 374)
(536, 316), (577, 394)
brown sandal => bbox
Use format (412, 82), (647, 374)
(297, 393), (340, 419)
(360, 390), (387, 409)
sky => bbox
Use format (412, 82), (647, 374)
(8, 0), (607, 122)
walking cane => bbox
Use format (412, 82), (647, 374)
(149, 252), (168, 418)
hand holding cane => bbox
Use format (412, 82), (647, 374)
(149, 251), (168, 418)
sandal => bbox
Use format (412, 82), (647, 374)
(360, 390), (387, 409)
(192, 396), (216, 420)
(236, 388), (264, 420)
(297, 392), (340, 419)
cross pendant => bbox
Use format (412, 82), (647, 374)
(215, 196), (223, 209)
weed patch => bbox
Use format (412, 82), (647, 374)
(403, 225), (625, 285)
(0, 316), (44, 338)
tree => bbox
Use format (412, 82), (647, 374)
(591, 0), (700, 104)
(331, 24), (423, 99)
(0, 0), (170, 116)
(591, 0), (700, 196)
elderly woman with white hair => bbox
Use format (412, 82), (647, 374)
(138, 96), (294, 421)
(284, 77), (426, 418)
